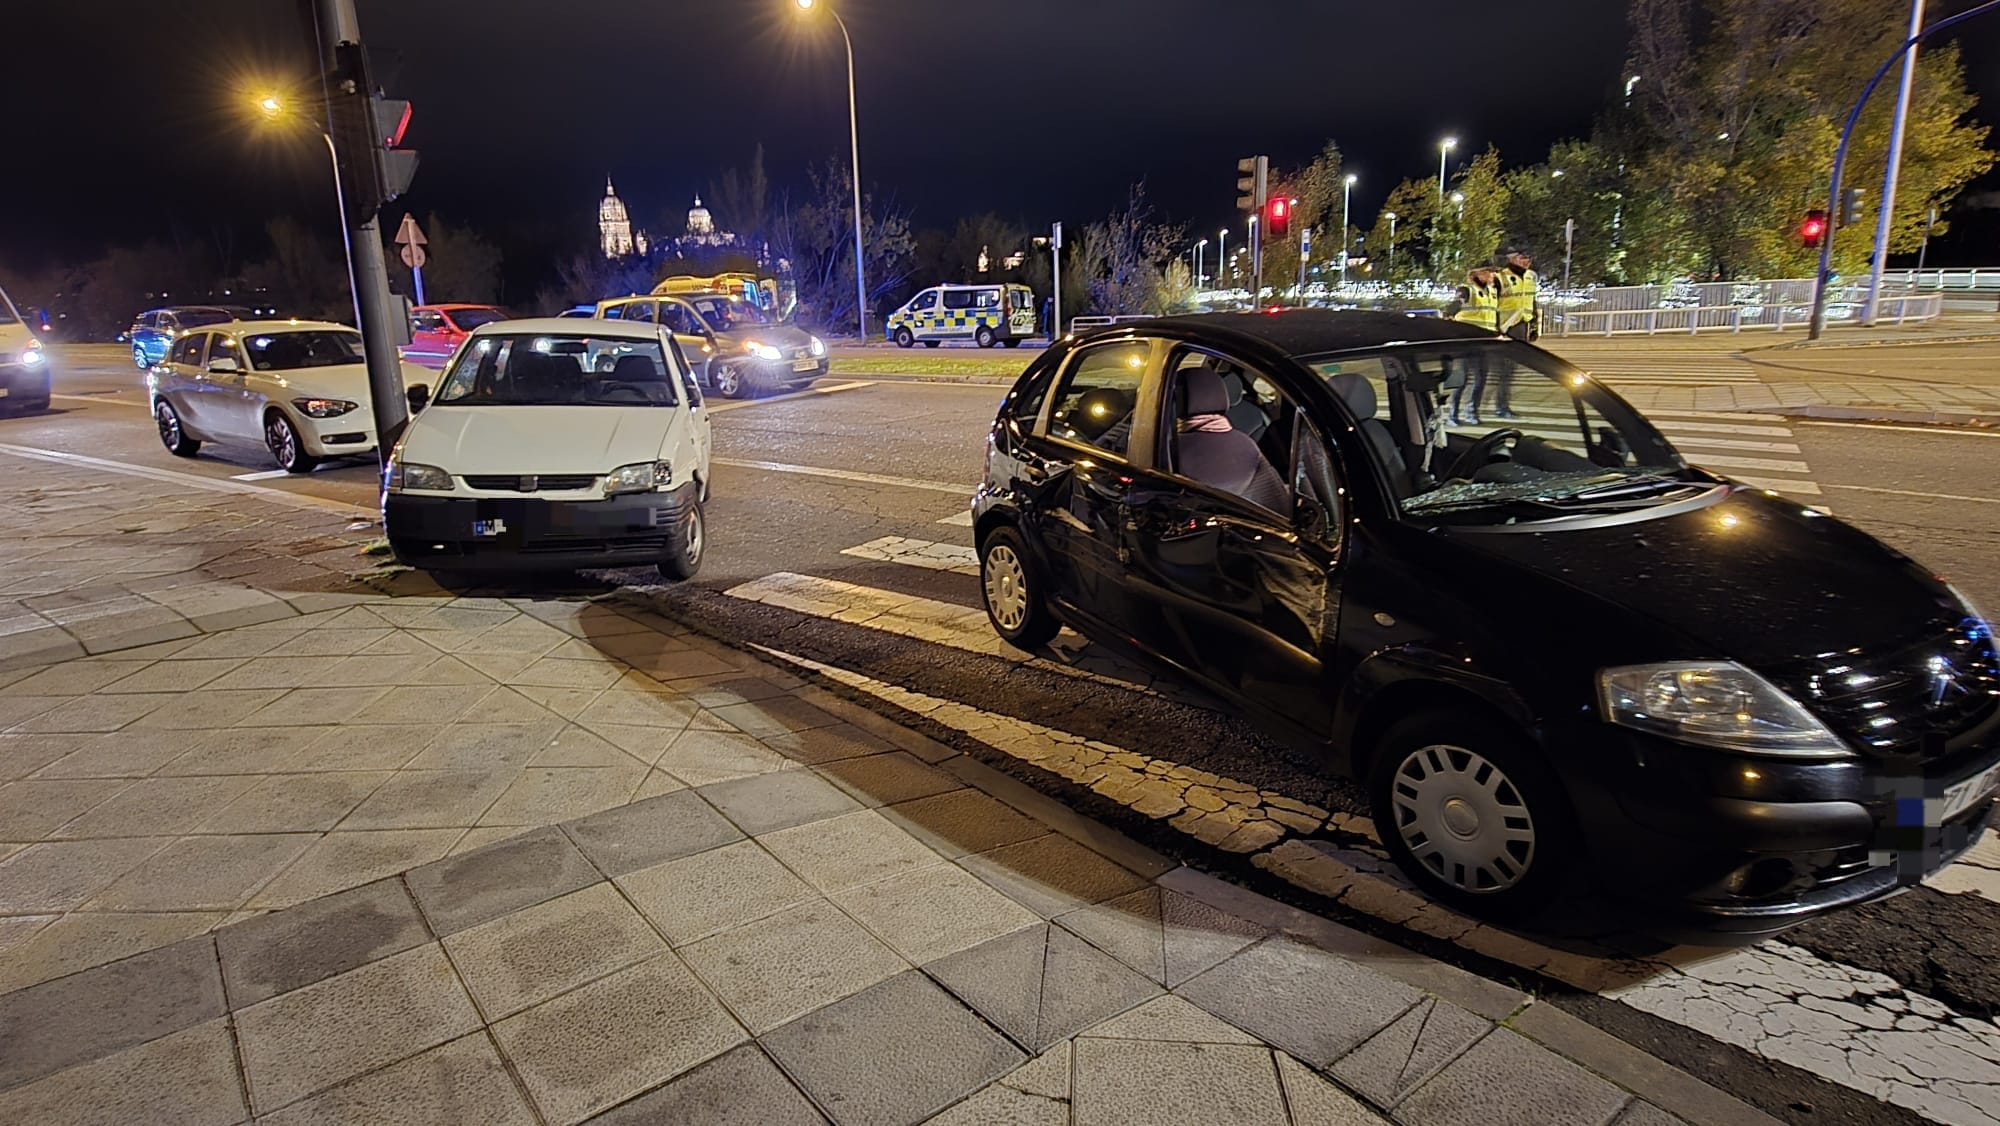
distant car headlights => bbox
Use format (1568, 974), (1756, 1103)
(291, 397), (358, 418)
(808, 335), (827, 357)
(743, 341), (784, 361)
(606, 460), (674, 496)
(1598, 661), (1853, 759)
(386, 461), (454, 492)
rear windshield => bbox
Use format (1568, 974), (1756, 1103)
(448, 307), (508, 330)
(244, 330), (364, 371)
(433, 334), (681, 407)
(177, 309), (233, 329)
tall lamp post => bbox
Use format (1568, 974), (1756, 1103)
(1217, 228), (1228, 289)
(254, 96), (358, 319)
(1338, 174), (1356, 289)
(1384, 212), (1397, 281)
(1863, 0), (1927, 325)
(1437, 137), (1457, 200)
(795, 0), (868, 341)
(1195, 238), (1207, 290)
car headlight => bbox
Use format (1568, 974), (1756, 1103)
(291, 397), (358, 418)
(808, 335), (826, 357)
(1598, 662), (1851, 758)
(18, 343), (44, 366)
(386, 461), (454, 492)
(606, 460), (674, 496)
(743, 341), (783, 361)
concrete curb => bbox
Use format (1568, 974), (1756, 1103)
(1747, 402), (2000, 427)
(1746, 331), (2000, 353)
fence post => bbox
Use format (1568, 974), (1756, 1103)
(1775, 305), (1786, 332)
(1731, 307), (1741, 333)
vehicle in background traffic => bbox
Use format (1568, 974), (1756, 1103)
(973, 309), (2000, 939)
(148, 319), (434, 473)
(0, 285), (51, 415)
(382, 318), (712, 578)
(887, 283), (1036, 349)
(127, 306), (250, 368)
(558, 305), (598, 318)
(653, 272), (791, 319)
(596, 291), (825, 399)
(404, 304), (511, 367)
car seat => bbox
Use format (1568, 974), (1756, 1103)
(1328, 373), (1408, 497)
(1177, 367), (1290, 513)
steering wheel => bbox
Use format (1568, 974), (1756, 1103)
(1443, 428), (1524, 482)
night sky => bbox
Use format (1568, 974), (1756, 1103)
(5, 0), (1999, 273)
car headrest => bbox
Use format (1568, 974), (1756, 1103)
(1070, 386), (1133, 441)
(1180, 365), (1229, 416)
(612, 354), (662, 382)
(1329, 373), (1377, 421)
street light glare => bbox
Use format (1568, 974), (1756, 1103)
(1344, 173), (1358, 185)
(794, 0), (815, 9)
(1441, 137), (1458, 150)
(255, 94), (284, 119)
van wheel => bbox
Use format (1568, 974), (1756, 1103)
(658, 502), (704, 581)
(713, 363), (749, 399)
(155, 400), (200, 457)
(979, 526), (1058, 649)
(1367, 712), (1576, 920)
(265, 411), (320, 474)
(893, 327), (915, 348)
(975, 326), (997, 348)
(923, 340), (942, 349)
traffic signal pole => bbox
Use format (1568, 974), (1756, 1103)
(304, 0), (409, 466)
(1863, 0), (1926, 326)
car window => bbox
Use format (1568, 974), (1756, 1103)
(159, 313), (180, 331)
(447, 308), (505, 330)
(209, 336), (243, 369)
(598, 303), (626, 320)
(434, 333), (681, 407)
(171, 333), (208, 366)
(619, 302), (655, 324)
(1292, 413), (1343, 543)
(1162, 347), (1298, 516)
(1046, 340), (1149, 458)
(911, 291), (938, 312)
(941, 289), (976, 311)
(177, 309), (232, 329)
(688, 296), (773, 330)
(973, 289), (1002, 309)
(244, 331), (364, 371)
(669, 340), (703, 407)
(661, 302), (702, 335)
(411, 311), (445, 333)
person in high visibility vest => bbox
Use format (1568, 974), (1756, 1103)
(1447, 268), (1500, 425)
(1490, 249), (1537, 420)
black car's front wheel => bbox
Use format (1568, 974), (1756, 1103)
(1367, 712), (1575, 919)
(979, 526), (1058, 649)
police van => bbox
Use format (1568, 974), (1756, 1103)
(886, 283), (1036, 348)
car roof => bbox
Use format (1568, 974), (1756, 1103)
(145, 305), (236, 316)
(1130, 309), (1500, 355)
(414, 303), (501, 312)
(207, 319), (356, 336)
(466, 317), (663, 340)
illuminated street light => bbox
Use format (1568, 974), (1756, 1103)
(1438, 137), (1457, 200)
(792, 0), (868, 340)
(1217, 227), (1228, 287)
(249, 90), (362, 342)
(1551, 169), (1566, 179)
(1384, 211), (1397, 278)
(257, 94), (284, 119)
(1339, 174), (1357, 289)
(1195, 238), (1208, 289)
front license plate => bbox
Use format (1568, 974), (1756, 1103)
(1941, 763), (2000, 823)
(0, 387), (9, 398)
(792, 358), (816, 372)
(472, 519), (508, 538)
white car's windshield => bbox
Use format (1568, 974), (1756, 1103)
(1303, 343), (1690, 523)
(434, 334), (680, 407)
(245, 331), (363, 371)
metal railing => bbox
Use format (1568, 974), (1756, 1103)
(1550, 290), (1941, 336)
(1068, 314), (1156, 334)
(1879, 267), (2000, 291)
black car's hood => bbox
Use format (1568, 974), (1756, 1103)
(1430, 488), (1965, 665)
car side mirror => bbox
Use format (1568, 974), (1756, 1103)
(406, 384), (430, 413)
(208, 357), (240, 374)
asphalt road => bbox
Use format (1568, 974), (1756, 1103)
(14, 342), (2000, 1124)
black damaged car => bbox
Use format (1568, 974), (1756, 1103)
(970, 310), (2000, 938)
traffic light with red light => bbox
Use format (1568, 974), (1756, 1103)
(1800, 209), (1827, 248)
(1266, 196), (1290, 239)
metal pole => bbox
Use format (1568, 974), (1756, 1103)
(1563, 218), (1575, 293)
(1438, 147), (1447, 200)
(321, 132), (361, 333)
(1217, 230), (1228, 290)
(832, 11), (868, 341)
(1249, 216), (1261, 307)
(1917, 206), (1936, 275)
(1387, 215), (1396, 279)
(307, 0), (407, 467)
(1339, 180), (1352, 290)
(1050, 221), (1062, 339)
(1195, 241), (1205, 291)
(1865, 0), (1928, 326)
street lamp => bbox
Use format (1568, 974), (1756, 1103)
(250, 92), (361, 342)
(1217, 227), (1228, 288)
(793, 0), (869, 341)
(1339, 173), (1356, 289)
(1438, 137), (1457, 200)
(1195, 238), (1207, 289)
(1384, 211), (1397, 279)
(1551, 169), (1566, 179)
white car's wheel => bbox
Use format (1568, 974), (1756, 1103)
(265, 411), (320, 474)
(155, 400), (200, 457)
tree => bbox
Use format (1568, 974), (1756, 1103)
(1364, 178), (1438, 285)
(1502, 140), (1628, 287)
(712, 144), (773, 247)
(238, 219), (348, 321)
(1432, 147), (1511, 279)
(769, 158), (917, 334)
(1076, 181), (1183, 316)
(386, 213), (503, 305)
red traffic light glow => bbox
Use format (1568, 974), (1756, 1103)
(1800, 209), (1828, 246)
(1265, 197), (1290, 237)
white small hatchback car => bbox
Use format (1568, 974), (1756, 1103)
(147, 319), (434, 473)
(381, 318), (713, 579)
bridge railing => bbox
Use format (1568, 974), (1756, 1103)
(1549, 290), (1941, 336)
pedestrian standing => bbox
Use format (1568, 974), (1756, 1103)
(1449, 268), (1500, 426)
(1493, 249), (1539, 419)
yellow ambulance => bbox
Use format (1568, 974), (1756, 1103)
(885, 283), (1037, 348)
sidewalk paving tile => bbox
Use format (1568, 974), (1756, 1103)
(818, 750), (962, 807)
(7, 661), (147, 697)
(97, 657), (245, 695)
(561, 789), (744, 876)
(246, 828), (460, 910)
(131, 687), (288, 730)
(1071, 1037), (1288, 1126)
(529, 726), (647, 769)
(927, 1082), (1069, 1126)
(404, 720), (568, 772)
(0, 1018), (246, 1126)
(1177, 938), (1422, 1069)
(0, 836), (173, 913)
(654, 728), (796, 786)
(583, 1043), (826, 1126)
(1394, 1027), (1631, 1126)
(0, 934), (224, 1090)
(763, 722), (896, 765)
(155, 726), (327, 776)
(238, 686), (393, 728)
(0, 777), (132, 838)
(1275, 1053), (1390, 1125)
(1079, 994), (1261, 1045)
(959, 834), (1151, 919)
(680, 899), (908, 1033)
(51, 774), (261, 840)
(198, 772), (390, 834)
(492, 952), (747, 1126)
(286, 723), (441, 773)
(0, 909), (226, 993)
(881, 789), (1046, 859)
(404, 825), (601, 935)
(710, 696), (842, 739)
(616, 839), (817, 946)
(12, 690), (172, 733)
(257, 1032), (537, 1126)
(336, 768), (515, 831)
(235, 942), (482, 1115)
(478, 764), (645, 827)
(0, 734), (95, 782)
(1330, 995), (1493, 1107)
(760, 809), (944, 894)
(85, 831), (318, 911)
(701, 768), (861, 836)
(834, 861), (1040, 965)
(348, 684), (496, 726)
(762, 970), (1024, 1126)
(443, 882), (666, 1020)
(1610, 1103), (1690, 1126)
(205, 656), (350, 692)
(33, 729), (203, 778)
(1056, 886), (1268, 988)
(217, 877), (431, 1008)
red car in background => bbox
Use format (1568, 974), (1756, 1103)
(404, 304), (510, 367)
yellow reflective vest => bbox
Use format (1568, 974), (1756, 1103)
(1452, 284), (1499, 332)
(1497, 268), (1539, 332)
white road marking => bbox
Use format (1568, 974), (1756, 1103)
(0, 442), (369, 516)
(937, 510), (976, 526)
(1826, 483), (2000, 505)
(230, 469), (293, 481)
(50, 392), (144, 408)
(839, 536), (979, 575)
(1796, 421), (2000, 438)
(711, 458), (971, 496)
(703, 379), (875, 413)
(725, 572), (1003, 657)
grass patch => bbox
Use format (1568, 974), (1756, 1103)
(830, 355), (1028, 378)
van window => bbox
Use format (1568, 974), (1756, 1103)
(909, 290), (939, 312)
(941, 289), (977, 311)
(974, 289), (1002, 308)
(1046, 340), (1149, 458)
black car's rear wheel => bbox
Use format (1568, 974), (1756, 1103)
(658, 502), (704, 581)
(1367, 712), (1575, 919)
(979, 526), (1057, 649)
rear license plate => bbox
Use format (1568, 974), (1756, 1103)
(0, 387), (9, 398)
(1941, 762), (2000, 823)
(792, 358), (816, 372)
(472, 519), (508, 538)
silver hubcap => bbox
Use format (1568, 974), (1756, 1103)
(716, 367), (739, 394)
(684, 508), (704, 563)
(156, 404), (180, 447)
(983, 544), (1029, 631)
(1390, 744), (1536, 894)
(266, 417), (296, 468)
